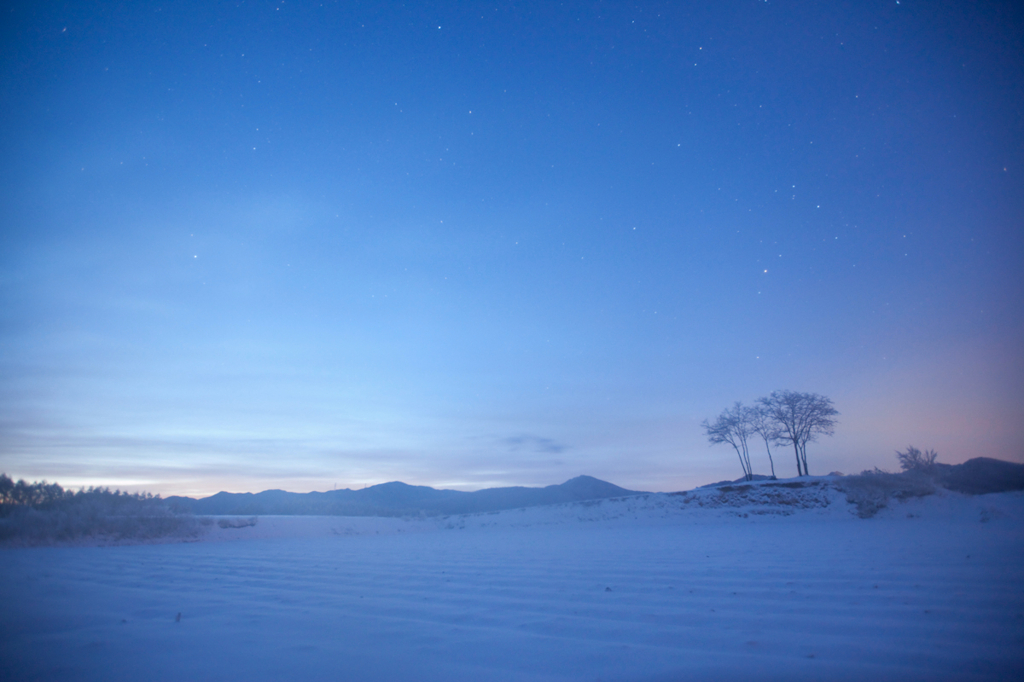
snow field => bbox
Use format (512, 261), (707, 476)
(1, 488), (1022, 681)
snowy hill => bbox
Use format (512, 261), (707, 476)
(3, 476), (1022, 681)
(166, 458), (1024, 520)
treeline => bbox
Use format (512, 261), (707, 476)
(702, 390), (839, 481)
(0, 474), (201, 545)
(0, 474), (160, 509)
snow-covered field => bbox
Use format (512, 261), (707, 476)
(2, 480), (1022, 681)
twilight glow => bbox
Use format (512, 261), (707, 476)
(1, 1), (1021, 496)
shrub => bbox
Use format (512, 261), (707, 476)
(835, 471), (937, 518)
(896, 446), (938, 472)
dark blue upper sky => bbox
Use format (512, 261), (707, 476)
(2, 0), (1021, 495)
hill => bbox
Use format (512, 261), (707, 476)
(166, 475), (642, 517)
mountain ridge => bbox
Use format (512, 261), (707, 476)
(167, 475), (644, 517)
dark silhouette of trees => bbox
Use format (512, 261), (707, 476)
(1, 474), (198, 544)
(757, 391), (838, 476)
(702, 402), (754, 481)
(0, 474), (70, 508)
(896, 446), (938, 471)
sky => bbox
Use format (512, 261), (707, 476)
(1, 0), (1021, 497)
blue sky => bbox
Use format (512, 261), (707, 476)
(2, 0), (1021, 496)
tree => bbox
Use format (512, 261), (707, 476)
(0, 475), (71, 510)
(757, 391), (838, 477)
(896, 446), (938, 471)
(747, 404), (779, 479)
(702, 402), (754, 482)
(0, 474), (12, 505)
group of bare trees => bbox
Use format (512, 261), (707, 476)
(702, 390), (839, 480)
(0, 474), (162, 512)
(0, 474), (203, 545)
(0, 474), (70, 508)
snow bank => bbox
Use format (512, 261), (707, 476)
(193, 475), (1024, 541)
(1, 482), (1021, 681)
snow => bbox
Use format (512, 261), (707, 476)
(2, 480), (1022, 681)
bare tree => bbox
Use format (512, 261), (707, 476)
(896, 446), (938, 471)
(757, 391), (838, 476)
(702, 402), (754, 481)
(747, 404), (779, 479)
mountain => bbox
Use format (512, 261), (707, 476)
(166, 476), (644, 517)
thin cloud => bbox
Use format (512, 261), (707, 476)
(500, 435), (569, 455)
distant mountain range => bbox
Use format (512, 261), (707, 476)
(166, 475), (644, 517)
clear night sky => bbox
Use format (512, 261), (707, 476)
(1, 1), (1021, 497)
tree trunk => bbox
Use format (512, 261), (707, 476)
(765, 442), (776, 479)
(793, 441), (803, 476)
(733, 446), (750, 481)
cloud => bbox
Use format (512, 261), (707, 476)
(499, 434), (569, 455)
